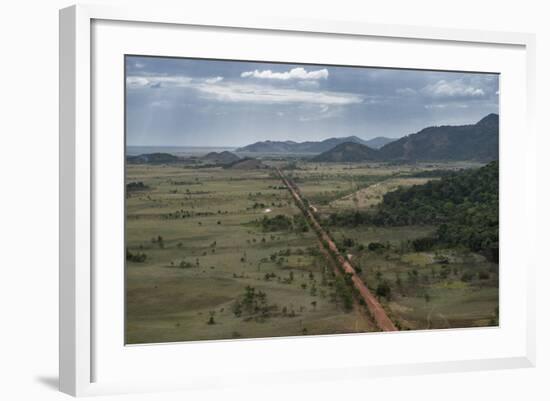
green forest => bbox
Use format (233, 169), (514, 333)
(326, 162), (499, 261)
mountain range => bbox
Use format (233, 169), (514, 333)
(312, 114), (499, 163)
(235, 136), (396, 153)
(202, 151), (240, 164)
(225, 158), (266, 169)
(377, 113), (499, 162)
(128, 114), (498, 164)
(127, 151), (241, 165)
(126, 152), (180, 164)
(363, 136), (396, 149)
(311, 142), (380, 163)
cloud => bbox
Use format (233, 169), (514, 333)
(127, 74), (362, 105)
(424, 103), (469, 110)
(126, 76), (150, 88)
(298, 104), (343, 122)
(424, 104), (447, 109)
(126, 76), (192, 89)
(297, 80), (321, 89)
(196, 82), (361, 105)
(241, 67), (329, 80)
(205, 76), (223, 84)
(421, 79), (485, 98)
(396, 87), (417, 96)
(150, 100), (171, 108)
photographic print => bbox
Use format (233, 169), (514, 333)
(125, 56), (499, 344)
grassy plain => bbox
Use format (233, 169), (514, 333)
(126, 159), (498, 343)
(286, 161), (498, 330)
(126, 164), (375, 344)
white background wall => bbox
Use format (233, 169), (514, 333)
(0, 0), (547, 399)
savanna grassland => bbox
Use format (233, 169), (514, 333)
(126, 157), (498, 343)
(275, 161), (499, 331)
(125, 163), (377, 344)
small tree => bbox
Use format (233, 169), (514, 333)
(207, 311), (216, 325)
(395, 273), (402, 288)
(233, 302), (242, 317)
(309, 284), (317, 297)
(376, 281), (392, 300)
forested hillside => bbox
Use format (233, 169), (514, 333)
(377, 114), (499, 162)
(311, 142), (379, 162)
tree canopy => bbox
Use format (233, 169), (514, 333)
(326, 162), (499, 261)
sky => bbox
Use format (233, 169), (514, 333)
(126, 56), (499, 147)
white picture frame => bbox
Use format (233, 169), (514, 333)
(59, 4), (536, 397)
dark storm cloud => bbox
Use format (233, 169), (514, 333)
(125, 56), (499, 146)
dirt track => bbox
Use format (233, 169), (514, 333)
(277, 169), (398, 332)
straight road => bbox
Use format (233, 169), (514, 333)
(277, 168), (398, 332)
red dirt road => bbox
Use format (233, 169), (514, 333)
(277, 169), (397, 332)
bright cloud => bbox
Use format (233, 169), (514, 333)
(297, 80), (321, 89)
(196, 83), (361, 105)
(396, 87), (417, 96)
(421, 79), (485, 98)
(241, 67), (329, 80)
(205, 76), (224, 84)
(127, 75), (361, 105)
(298, 104), (343, 122)
(425, 103), (470, 110)
(424, 104), (447, 109)
(126, 76), (192, 89)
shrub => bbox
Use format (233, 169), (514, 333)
(376, 281), (392, 300)
(478, 271), (490, 280)
(412, 237), (436, 252)
(368, 242), (386, 252)
(260, 214), (293, 232)
(461, 272), (475, 282)
(179, 260), (193, 269)
(126, 248), (147, 263)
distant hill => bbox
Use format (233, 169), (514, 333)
(236, 140), (297, 153)
(127, 115), (497, 164)
(311, 142), (380, 162)
(226, 158), (266, 169)
(126, 151), (240, 165)
(126, 152), (180, 164)
(236, 136), (369, 153)
(202, 151), (240, 164)
(365, 136), (396, 149)
(377, 114), (499, 162)
(309, 114), (498, 163)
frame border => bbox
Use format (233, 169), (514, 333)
(59, 4), (536, 396)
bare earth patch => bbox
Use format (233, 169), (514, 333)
(330, 177), (433, 209)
